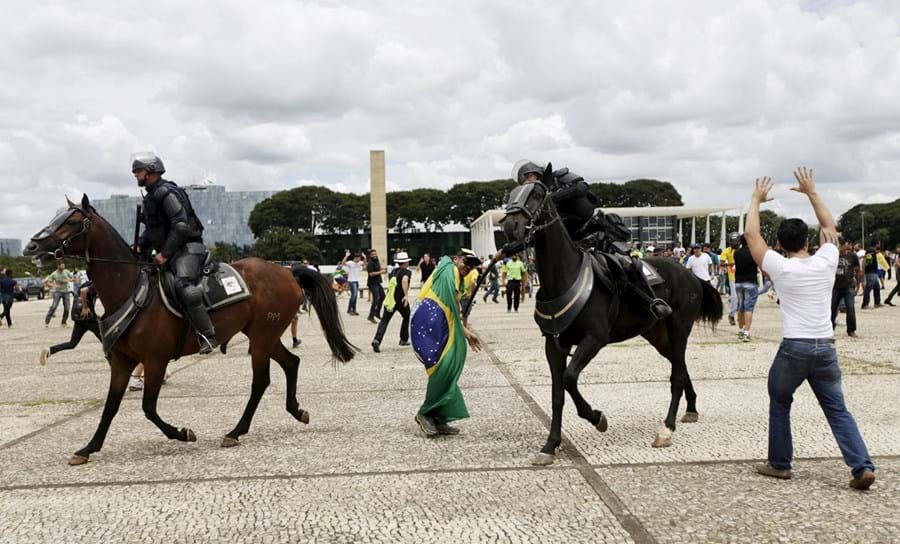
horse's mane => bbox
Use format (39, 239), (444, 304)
(87, 206), (139, 258)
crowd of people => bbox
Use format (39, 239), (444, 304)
(672, 230), (899, 342)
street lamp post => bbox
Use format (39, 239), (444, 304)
(861, 211), (868, 246)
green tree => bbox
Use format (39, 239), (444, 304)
(589, 179), (684, 207)
(387, 188), (450, 232)
(446, 179), (517, 227)
(252, 227), (321, 261)
(248, 186), (341, 238)
(210, 242), (240, 263)
(838, 200), (900, 248)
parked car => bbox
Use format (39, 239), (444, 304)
(13, 278), (46, 301)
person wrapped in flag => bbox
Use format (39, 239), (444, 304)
(412, 249), (484, 436)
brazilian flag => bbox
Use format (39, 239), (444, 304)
(411, 256), (469, 423)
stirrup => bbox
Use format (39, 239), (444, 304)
(197, 334), (219, 355)
(649, 298), (672, 320)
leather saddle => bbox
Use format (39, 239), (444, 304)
(158, 253), (252, 318)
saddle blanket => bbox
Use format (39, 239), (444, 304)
(160, 263), (252, 319)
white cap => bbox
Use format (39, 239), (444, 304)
(394, 251), (411, 263)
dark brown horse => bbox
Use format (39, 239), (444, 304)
(501, 169), (722, 465)
(24, 195), (356, 465)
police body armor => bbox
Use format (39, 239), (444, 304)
(139, 180), (219, 351)
(549, 166), (672, 320)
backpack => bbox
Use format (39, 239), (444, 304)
(384, 270), (399, 312)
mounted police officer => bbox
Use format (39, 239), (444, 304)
(513, 160), (672, 319)
(132, 152), (219, 354)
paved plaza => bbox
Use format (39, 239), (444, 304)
(1, 282), (899, 543)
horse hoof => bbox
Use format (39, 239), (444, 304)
(299, 410), (310, 425)
(68, 454), (89, 466)
(595, 412), (608, 433)
(182, 428), (197, 442)
(652, 425), (674, 448)
(221, 437), (240, 448)
(681, 412), (699, 423)
(531, 452), (556, 466)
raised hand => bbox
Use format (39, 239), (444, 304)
(791, 167), (817, 195)
(752, 177), (774, 202)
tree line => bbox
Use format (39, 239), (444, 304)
(244, 178), (685, 260)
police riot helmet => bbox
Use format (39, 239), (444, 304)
(511, 159), (544, 185)
(131, 152), (166, 174)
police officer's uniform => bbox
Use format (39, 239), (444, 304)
(133, 153), (219, 353)
(513, 160), (672, 319)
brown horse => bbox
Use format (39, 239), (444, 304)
(24, 195), (357, 465)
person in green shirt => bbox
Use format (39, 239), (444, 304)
(43, 261), (74, 327)
(502, 253), (527, 312)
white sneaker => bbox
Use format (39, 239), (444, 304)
(128, 376), (143, 391)
(40, 348), (50, 367)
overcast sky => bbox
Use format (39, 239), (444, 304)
(2, 0), (899, 242)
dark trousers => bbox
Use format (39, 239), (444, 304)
(830, 288), (857, 334)
(49, 320), (101, 355)
(0, 294), (13, 326)
(368, 283), (385, 319)
(373, 302), (410, 344)
(506, 279), (522, 311)
(862, 273), (880, 307)
(886, 280), (900, 303)
(767, 339), (874, 476)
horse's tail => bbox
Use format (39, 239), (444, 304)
(292, 267), (358, 363)
(695, 275), (724, 330)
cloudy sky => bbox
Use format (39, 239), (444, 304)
(2, 0), (899, 242)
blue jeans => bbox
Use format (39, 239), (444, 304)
(734, 282), (759, 312)
(862, 273), (880, 307)
(45, 291), (71, 324)
(347, 281), (359, 313)
(483, 278), (499, 302)
(767, 339), (874, 476)
(831, 288), (856, 334)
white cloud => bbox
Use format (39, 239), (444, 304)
(2, 0), (900, 242)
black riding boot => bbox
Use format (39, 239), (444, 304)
(631, 257), (672, 320)
(180, 283), (219, 354)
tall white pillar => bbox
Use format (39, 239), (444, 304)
(738, 210), (745, 234)
(705, 215), (711, 244)
(720, 211), (727, 249)
(691, 217), (696, 245)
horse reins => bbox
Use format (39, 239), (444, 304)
(33, 210), (150, 267)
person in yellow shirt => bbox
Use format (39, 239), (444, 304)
(719, 233), (740, 326)
(460, 264), (480, 322)
(502, 253), (527, 312)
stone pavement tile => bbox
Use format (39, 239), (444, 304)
(599, 458), (900, 544)
(0, 400), (97, 445)
(494, 340), (895, 390)
(0, 469), (633, 544)
(170, 340), (507, 397)
(0, 386), (570, 488)
(525, 375), (900, 465)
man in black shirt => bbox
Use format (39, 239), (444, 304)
(366, 249), (386, 323)
(371, 252), (412, 352)
(832, 238), (861, 336)
(733, 236), (760, 342)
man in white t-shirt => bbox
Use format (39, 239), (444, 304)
(342, 250), (364, 316)
(685, 244), (713, 281)
(673, 243), (686, 260)
(745, 168), (874, 491)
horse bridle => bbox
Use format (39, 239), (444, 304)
(504, 181), (561, 245)
(31, 208), (146, 266)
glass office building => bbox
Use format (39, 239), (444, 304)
(90, 184), (276, 248)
